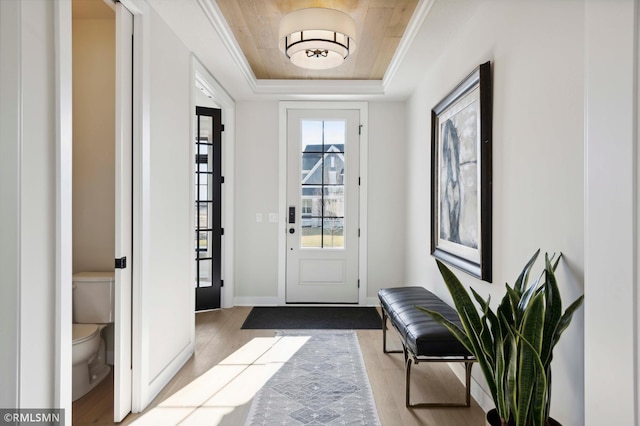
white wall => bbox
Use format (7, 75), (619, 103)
(366, 102), (406, 300)
(20, 0), (58, 406)
(404, 1), (585, 424)
(72, 17), (116, 273)
(234, 101), (280, 301)
(233, 101), (405, 304)
(584, 0), (638, 424)
(0, 0), (22, 409)
(141, 4), (194, 400)
(0, 0), (59, 409)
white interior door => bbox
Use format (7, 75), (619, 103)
(114, 2), (133, 421)
(286, 109), (360, 303)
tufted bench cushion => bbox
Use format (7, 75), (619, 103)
(378, 286), (471, 358)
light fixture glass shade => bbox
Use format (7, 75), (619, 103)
(279, 8), (357, 70)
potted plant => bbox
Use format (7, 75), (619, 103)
(417, 250), (583, 426)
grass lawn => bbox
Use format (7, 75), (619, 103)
(301, 227), (344, 248)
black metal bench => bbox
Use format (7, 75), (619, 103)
(378, 286), (475, 408)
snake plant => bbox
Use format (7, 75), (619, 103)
(417, 250), (583, 426)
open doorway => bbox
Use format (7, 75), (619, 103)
(192, 60), (236, 310)
(71, 0), (133, 422)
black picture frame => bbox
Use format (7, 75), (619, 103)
(431, 61), (492, 282)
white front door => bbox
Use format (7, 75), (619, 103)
(114, 2), (133, 421)
(286, 109), (360, 303)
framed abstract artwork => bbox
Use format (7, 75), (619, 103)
(431, 61), (493, 282)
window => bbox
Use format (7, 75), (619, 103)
(299, 120), (346, 248)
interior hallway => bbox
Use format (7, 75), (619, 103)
(73, 307), (486, 426)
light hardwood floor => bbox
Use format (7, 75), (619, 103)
(72, 306), (487, 425)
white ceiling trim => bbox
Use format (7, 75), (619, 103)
(196, 0), (433, 97)
(252, 79), (384, 95)
(382, 0), (436, 89)
(196, 0), (258, 92)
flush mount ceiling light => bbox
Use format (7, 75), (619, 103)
(278, 8), (357, 70)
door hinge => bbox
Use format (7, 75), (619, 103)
(221, 124), (225, 132)
(358, 228), (360, 237)
(221, 176), (225, 184)
(221, 280), (224, 287)
(358, 279), (360, 288)
(221, 228), (224, 236)
(115, 256), (127, 269)
(358, 177), (361, 186)
(358, 124), (363, 135)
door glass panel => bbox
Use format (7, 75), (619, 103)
(323, 218), (344, 248)
(195, 114), (213, 290)
(197, 230), (209, 251)
(195, 106), (222, 311)
(323, 186), (344, 217)
(301, 152), (322, 184)
(301, 226), (322, 248)
(196, 204), (209, 229)
(323, 152), (344, 184)
(300, 119), (346, 249)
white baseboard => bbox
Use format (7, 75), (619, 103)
(234, 296), (381, 307)
(366, 296), (380, 307)
(233, 296), (279, 306)
(145, 341), (194, 408)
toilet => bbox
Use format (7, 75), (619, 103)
(72, 271), (115, 401)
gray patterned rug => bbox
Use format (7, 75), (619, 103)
(245, 330), (381, 425)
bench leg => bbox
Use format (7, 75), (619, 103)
(404, 347), (413, 407)
(381, 305), (402, 354)
(404, 353), (475, 408)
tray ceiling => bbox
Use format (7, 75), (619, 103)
(215, 0), (419, 80)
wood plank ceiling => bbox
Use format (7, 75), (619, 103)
(215, 0), (419, 80)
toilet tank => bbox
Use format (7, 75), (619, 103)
(73, 272), (115, 324)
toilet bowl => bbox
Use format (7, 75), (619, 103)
(72, 272), (115, 401)
(72, 323), (110, 401)
(72, 324), (101, 365)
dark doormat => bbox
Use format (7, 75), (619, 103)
(241, 306), (382, 330)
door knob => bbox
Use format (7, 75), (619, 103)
(289, 228), (295, 234)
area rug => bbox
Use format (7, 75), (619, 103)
(245, 330), (381, 425)
(241, 307), (382, 330)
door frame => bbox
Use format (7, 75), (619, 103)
(278, 101), (368, 306)
(54, 0), (137, 420)
(54, 0), (148, 415)
(191, 56), (236, 309)
(54, 1), (73, 422)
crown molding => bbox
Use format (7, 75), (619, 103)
(252, 79), (384, 96)
(196, 0), (258, 92)
(383, 0), (436, 89)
